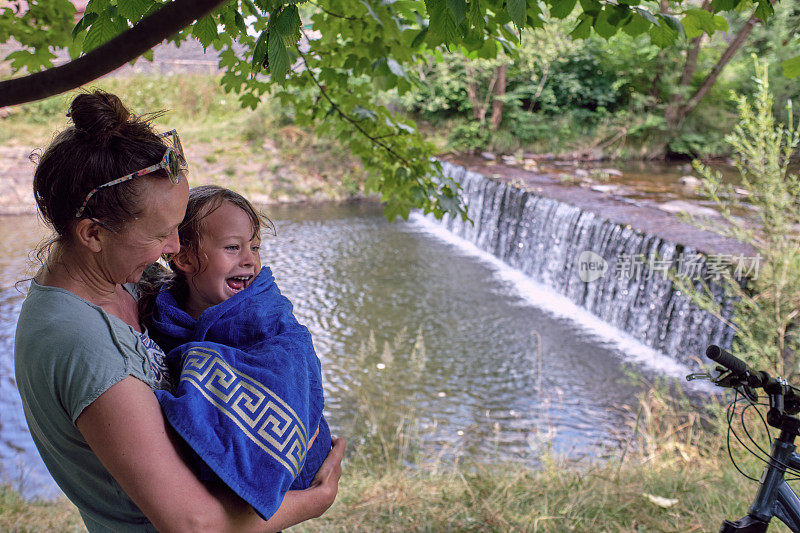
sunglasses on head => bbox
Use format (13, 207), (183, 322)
(74, 129), (187, 218)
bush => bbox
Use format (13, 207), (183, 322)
(447, 120), (491, 153)
(676, 59), (800, 378)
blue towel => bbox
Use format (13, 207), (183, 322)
(149, 267), (331, 521)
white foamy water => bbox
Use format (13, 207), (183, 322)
(410, 212), (701, 379)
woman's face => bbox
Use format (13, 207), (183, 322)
(100, 176), (189, 285)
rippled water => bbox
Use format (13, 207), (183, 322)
(0, 203), (687, 498)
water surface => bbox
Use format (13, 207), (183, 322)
(0, 203), (683, 497)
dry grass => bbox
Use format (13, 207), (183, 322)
(5, 380), (793, 532)
(0, 74), (368, 209)
(0, 486), (83, 532)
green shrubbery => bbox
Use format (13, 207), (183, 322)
(391, 3), (798, 160)
(676, 60), (800, 378)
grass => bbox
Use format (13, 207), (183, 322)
(0, 485), (83, 532)
(0, 74), (368, 206)
(3, 348), (796, 532)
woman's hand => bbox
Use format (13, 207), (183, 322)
(307, 436), (346, 513)
(76, 376), (345, 533)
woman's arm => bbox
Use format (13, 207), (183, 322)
(76, 376), (345, 533)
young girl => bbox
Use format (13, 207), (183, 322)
(142, 185), (331, 521)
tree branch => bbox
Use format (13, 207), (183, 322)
(0, 0), (230, 108)
(678, 13), (760, 125)
(296, 47), (414, 168)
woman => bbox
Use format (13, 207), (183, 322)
(14, 90), (345, 532)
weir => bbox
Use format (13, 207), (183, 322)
(435, 162), (738, 366)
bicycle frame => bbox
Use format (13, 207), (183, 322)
(722, 430), (800, 532)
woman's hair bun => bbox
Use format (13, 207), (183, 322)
(67, 90), (131, 136)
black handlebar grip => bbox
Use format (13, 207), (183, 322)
(706, 345), (749, 377)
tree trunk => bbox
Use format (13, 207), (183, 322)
(671, 13), (759, 129)
(664, 0), (710, 129)
(490, 64), (507, 131)
(465, 64), (486, 123)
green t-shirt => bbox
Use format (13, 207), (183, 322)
(14, 281), (171, 532)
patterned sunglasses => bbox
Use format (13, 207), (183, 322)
(74, 129), (188, 218)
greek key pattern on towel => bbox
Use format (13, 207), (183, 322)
(180, 346), (308, 477)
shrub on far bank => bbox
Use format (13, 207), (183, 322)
(676, 59), (800, 379)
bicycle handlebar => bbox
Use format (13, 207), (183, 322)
(706, 345), (769, 388)
(707, 345), (749, 378)
(706, 344), (800, 415)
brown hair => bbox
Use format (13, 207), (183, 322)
(138, 185), (274, 322)
(32, 90), (171, 261)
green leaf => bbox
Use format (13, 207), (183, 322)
(593, 8), (618, 39)
(468, 0), (484, 28)
(68, 32), (86, 59)
(83, 12), (124, 52)
(621, 12), (650, 36)
(117, 0), (151, 23)
(234, 11), (247, 33)
(649, 19), (677, 46)
(243, 0), (260, 16)
(425, 0), (459, 43)
(682, 11), (703, 38)
(570, 14), (592, 38)
(72, 12), (97, 40)
(711, 0), (737, 13)
(683, 8), (719, 36)
(506, 0), (525, 30)
(252, 29), (269, 71)
(84, 0), (110, 15)
(549, 0), (577, 19)
(360, 0), (383, 24)
(605, 4), (630, 25)
(192, 15), (219, 50)
(240, 92), (260, 109)
(660, 13), (685, 39)
(781, 55), (800, 78)
(275, 4), (301, 44)
(411, 27), (429, 47)
(446, 0), (467, 25)
(267, 27), (290, 82)
(579, 0), (601, 16)
(634, 7), (659, 25)
(753, 0), (773, 21)
(6, 49), (56, 72)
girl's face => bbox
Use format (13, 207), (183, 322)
(181, 201), (262, 316)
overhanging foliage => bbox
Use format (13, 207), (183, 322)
(0, 0), (793, 219)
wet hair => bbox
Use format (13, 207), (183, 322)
(138, 185), (274, 322)
(32, 90), (170, 263)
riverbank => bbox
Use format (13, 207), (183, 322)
(0, 72), (743, 218)
(0, 74), (370, 215)
(1, 385), (789, 532)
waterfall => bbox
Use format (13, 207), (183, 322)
(435, 162), (736, 365)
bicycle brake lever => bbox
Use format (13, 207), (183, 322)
(712, 369), (746, 389)
(686, 372), (713, 381)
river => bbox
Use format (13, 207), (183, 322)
(0, 202), (699, 498)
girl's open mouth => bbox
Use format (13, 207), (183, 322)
(226, 275), (253, 292)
